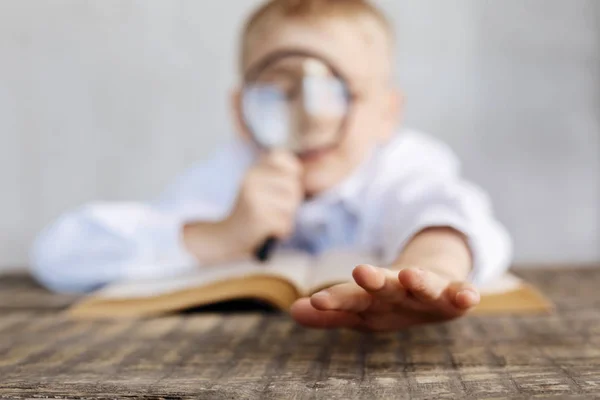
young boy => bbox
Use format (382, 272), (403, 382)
(31, 0), (512, 332)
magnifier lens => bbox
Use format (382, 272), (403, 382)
(242, 85), (290, 148)
(242, 54), (349, 154)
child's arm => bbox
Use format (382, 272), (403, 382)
(31, 144), (301, 294)
(182, 150), (302, 263)
(290, 228), (482, 332)
(290, 134), (512, 331)
(30, 142), (250, 293)
(391, 226), (472, 280)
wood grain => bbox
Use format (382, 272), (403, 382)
(0, 268), (599, 399)
(0, 274), (79, 312)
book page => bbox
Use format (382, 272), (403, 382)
(307, 249), (381, 293)
(307, 249), (527, 297)
(477, 273), (523, 294)
(93, 250), (311, 300)
(472, 272), (554, 314)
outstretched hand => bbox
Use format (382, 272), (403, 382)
(290, 265), (479, 332)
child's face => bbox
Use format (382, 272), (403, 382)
(234, 18), (401, 196)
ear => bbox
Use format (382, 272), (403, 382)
(231, 87), (251, 140)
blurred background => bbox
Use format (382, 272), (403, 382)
(0, 0), (598, 271)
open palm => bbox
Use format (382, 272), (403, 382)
(290, 265), (480, 332)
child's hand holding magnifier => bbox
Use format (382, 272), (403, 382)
(238, 49), (352, 261)
(222, 150), (303, 258)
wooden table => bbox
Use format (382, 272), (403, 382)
(0, 268), (599, 399)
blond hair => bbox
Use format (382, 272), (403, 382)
(240, 0), (394, 69)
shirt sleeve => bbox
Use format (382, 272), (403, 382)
(378, 133), (513, 286)
(30, 141), (253, 293)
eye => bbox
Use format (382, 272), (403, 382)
(346, 90), (362, 102)
(284, 84), (302, 100)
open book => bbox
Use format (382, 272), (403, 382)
(67, 250), (554, 319)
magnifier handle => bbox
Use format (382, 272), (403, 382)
(255, 236), (277, 262)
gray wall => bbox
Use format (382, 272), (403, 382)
(1, 0), (599, 270)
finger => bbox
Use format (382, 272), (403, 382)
(352, 264), (408, 304)
(397, 267), (449, 304)
(260, 193), (299, 220)
(257, 172), (303, 202)
(310, 282), (372, 312)
(259, 200), (295, 238)
(445, 282), (480, 310)
(262, 150), (303, 177)
(290, 298), (363, 329)
(252, 179), (302, 216)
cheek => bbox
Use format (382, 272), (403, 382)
(341, 105), (382, 160)
(350, 97), (395, 142)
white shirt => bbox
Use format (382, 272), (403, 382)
(30, 129), (512, 293)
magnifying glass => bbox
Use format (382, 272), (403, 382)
(240, 50), (352, 262)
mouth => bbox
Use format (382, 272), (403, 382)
(297, 146), (334, 162)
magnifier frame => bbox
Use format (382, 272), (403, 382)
(240, 48), (354, 155)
